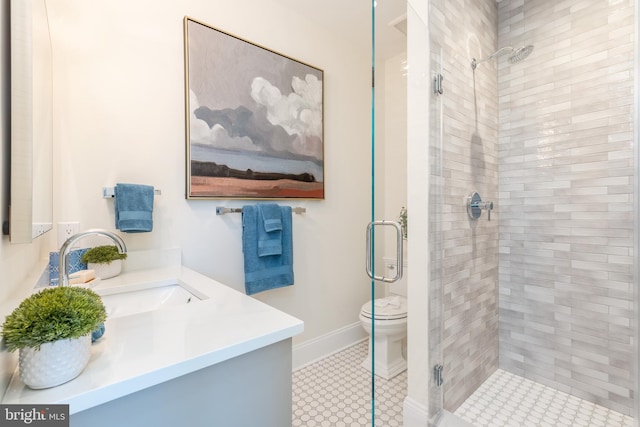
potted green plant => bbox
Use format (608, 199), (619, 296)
(81, 245), (127, 279)
(1, 286), (107, 389)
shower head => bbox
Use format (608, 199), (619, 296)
(471, 44), (534, 70)
(508, 45), (534, 64)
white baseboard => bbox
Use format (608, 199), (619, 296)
(403, 396), (430, 427)
(292, 322), (368, 371)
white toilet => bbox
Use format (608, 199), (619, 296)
(359, 257), (408, 380)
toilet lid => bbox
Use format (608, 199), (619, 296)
(360, 296), (407, 320)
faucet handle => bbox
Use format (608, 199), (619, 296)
(478, 200), (494, 220)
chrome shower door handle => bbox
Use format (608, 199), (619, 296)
(366, 220), (404, 283)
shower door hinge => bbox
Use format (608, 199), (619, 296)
(434, 73), (444, 95)
(434, 364), (444, 387)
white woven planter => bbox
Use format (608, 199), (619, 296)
(88, 259), (122, 280)
(19, 334), (92, 389)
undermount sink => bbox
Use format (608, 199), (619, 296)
(97, 283), (202, 319)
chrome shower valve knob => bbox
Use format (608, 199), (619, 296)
(467, 192), (494, 221)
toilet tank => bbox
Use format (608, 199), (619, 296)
(383, 257), (408, 297)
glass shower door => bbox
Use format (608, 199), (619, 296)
(367, 0), (409, 425)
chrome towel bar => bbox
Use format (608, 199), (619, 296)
(216, 206), (306, 215)
(102, 186), (161, 198)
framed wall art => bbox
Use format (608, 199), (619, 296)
(184, 17), (324, 199)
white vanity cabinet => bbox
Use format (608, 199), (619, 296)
(2, 264), (303, 427)
(72, 339), (292, 427)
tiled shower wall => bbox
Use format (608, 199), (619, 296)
(497, 0), (635, 415)
(430, 0), (500, 411)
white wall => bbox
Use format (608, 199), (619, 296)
(404, 0), (431, 424)
(381, 52), (408, 259)
(45, 0), (372, 345)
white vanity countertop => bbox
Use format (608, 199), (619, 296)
(1, 266), (304, 414)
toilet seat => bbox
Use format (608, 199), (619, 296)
(360, 297), (407, 321)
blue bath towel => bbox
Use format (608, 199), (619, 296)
(114, 183), (154, 233)
(257, 204), (283, 257)
(242, 205), (293, 295)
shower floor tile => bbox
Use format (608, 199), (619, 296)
(454, 369), (634, 427)
(292, 340), (407, 426)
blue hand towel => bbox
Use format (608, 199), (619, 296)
(257, 204), (283, 257)
(114, 183), (154, 233)
(242, 205), (293, 295)
(260, 204), (283, 232)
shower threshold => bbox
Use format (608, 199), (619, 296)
(435, 410), (475, 427)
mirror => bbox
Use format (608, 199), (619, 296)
(7, 0), (53, 243)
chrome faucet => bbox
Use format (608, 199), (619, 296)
(58, 229), (127, 286)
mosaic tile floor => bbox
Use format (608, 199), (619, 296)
(455, 369), (634, 427)
(292, 340), (407, 426)
(293, 343), (634, 427)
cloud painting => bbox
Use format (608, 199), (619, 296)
(185, 18), (324, 199)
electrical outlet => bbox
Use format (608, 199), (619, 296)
(57, 222), (80, 249)
(32, 223), (52, 239)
